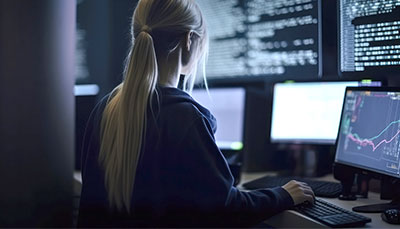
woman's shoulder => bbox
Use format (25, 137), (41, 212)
(157, 86), (216, 127)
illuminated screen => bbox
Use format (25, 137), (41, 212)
(335, 88), (400, 179)
(340, 0), (400, 74)
(191, 88), (245, 150)
(270, 81), (381, 144)
(197, 0), (320, 80)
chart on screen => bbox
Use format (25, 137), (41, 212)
(337, 90), (400, 176)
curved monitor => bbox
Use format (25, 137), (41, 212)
(270, 81), (381, 144)
(335, 87), (400, 180)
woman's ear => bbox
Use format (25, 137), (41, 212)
(181, 31), (193, 66)
(185, 31), (193, 52)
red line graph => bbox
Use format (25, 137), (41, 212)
(347, 130), (400, 151)
(355, 96), (362, 109)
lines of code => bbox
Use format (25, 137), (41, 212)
(247, 0), (318, 77)
(340, 0), (400, 73)
(75, 0), (90, 83)
(196, 0), (247, 78)
(197, 0), (319, 79)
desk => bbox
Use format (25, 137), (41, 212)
(75, 171), (397, 227)
(241, 172), (398, 228)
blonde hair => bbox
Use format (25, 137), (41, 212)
(98, 0), (208, 212)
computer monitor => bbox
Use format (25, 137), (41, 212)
(196, 0), (320, 80)
(270, 81), (381, 144)
(191, 87), (246, 151)
(335, 87), (400, 211)
(335, 87), (400, 180)
(339, 0), (400, 76)
(74, 84), (99, 96)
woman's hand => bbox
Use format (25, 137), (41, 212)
(282, 180), (315, 206)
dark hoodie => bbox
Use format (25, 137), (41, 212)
(78, 86), (294, 227)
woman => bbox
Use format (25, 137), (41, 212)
(78, 0), (315, 227)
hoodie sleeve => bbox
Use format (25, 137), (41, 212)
(175, 116), (294, 227)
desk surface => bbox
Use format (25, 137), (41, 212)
(75, 171), (397, 227)
(241, 172), (398, 228)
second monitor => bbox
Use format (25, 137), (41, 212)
(191, 87), (246, 151)
(270, 80), (381, 144)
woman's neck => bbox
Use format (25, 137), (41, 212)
(157, 47), (182, 88)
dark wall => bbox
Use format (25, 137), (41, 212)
(74, 0), (137, 170)
(108, 0), (138, 90)
(76, 0), (137, 97)
(0, 0), (75, 226)
(243, 86), (275, 172)
(76, 0), (111, 97)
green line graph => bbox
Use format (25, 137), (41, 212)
(351, 119), (400, 141)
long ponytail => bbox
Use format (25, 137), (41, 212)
(99, 30), (158, 212)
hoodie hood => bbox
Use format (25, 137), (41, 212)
(156, 86), (217, 134)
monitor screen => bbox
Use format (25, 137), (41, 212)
(339, 0), (400, 74)
(74, 84), (99, 96)
(75, 0), (94, 85)
(270, 81), (381, 144)
(335, 88), (400, 179)
(191, 88), (246, 150)
(197, 0), (320, 80)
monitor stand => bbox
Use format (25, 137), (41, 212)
(352, 196), (400, 213)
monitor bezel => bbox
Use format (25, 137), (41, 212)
(337, 0), (400, 78)
(269, 79), (383, 145)
(334, 86), (400, 181)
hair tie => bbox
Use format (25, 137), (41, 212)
(141, 25), (152, 34)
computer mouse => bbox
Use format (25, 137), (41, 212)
(381, 209), (400, 224)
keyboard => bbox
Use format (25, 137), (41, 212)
(294, 198), (371, 228)
(242, 175), (342, 198)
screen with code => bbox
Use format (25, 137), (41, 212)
(336, 89), (400, 179)
(340, 0), (400, 74)
(197, 0), (320, 80)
